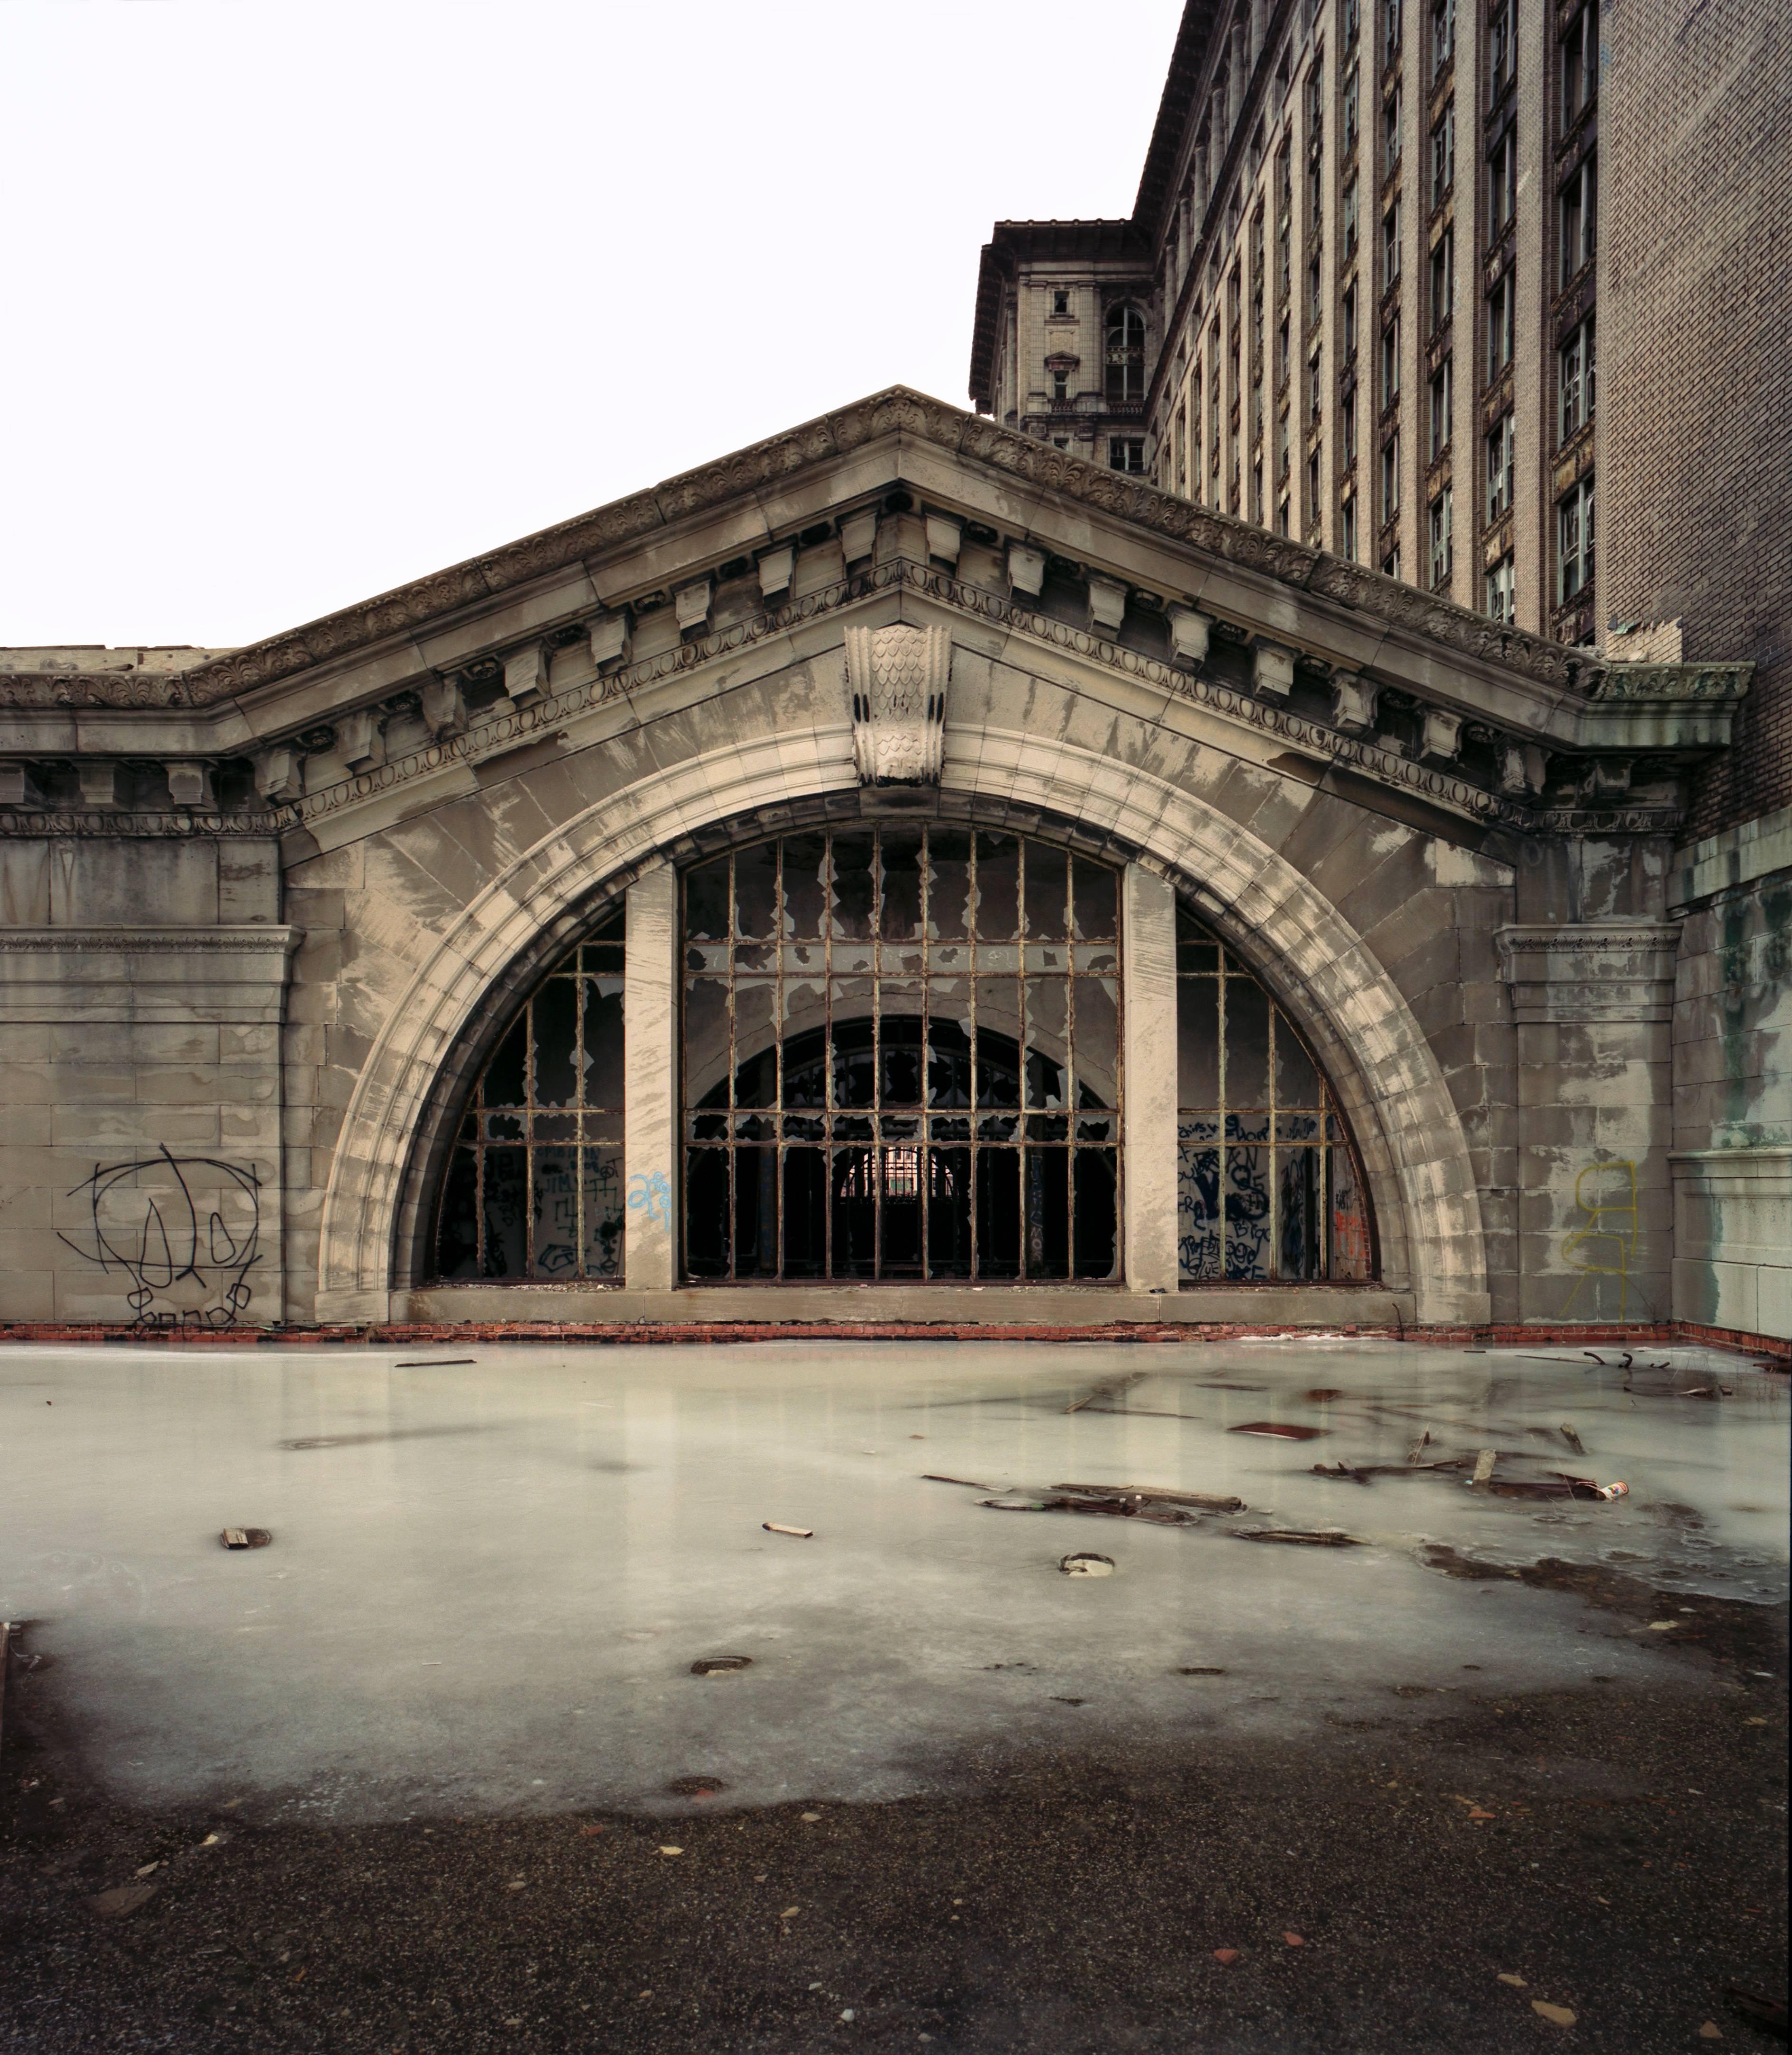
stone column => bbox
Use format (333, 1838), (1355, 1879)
(1122, 863), (1179, 1297)
(624, 862), (679, 1292)
(1495, 920), (1681, 1324)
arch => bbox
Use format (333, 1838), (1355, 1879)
(316, 724), (1487, 1322)
(1105, 303), (1147, 405)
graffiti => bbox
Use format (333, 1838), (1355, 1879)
(627, 1169), (672, 1231)
(1560, 1159), (1638, 1318)
(59, 1147), (263, 1328)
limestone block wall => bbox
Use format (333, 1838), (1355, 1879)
(1668, 808), (1792, 1337)
(0, 834), (295, 1326)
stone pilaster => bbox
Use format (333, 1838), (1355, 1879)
(623, 864), (679, 1292)
(1121, 864), (1179, 1296)
(1495, 920), (1681, 1324)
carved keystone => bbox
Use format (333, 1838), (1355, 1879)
(839, 508), (878, 563)
(166, 761), (216, 807)
(588, 614), (628, 669)
(1252, 643), (1296, 698)
(1167, 604), (1212, 666)
(503, 645), (547, 705)
(1007, 543), (1046, 597)
(924, 514), (962, 565)
(755, 546), (794, 601)
(1088, 575), (1129, 634)
(844, 623), (950, 786)
(673, 581), (713, 634)
(1421, 709), (1463, 761)
(338, 709), (380, 772)
(1330, 672), (1379, 733)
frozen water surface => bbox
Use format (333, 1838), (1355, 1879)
(0, 1338), (1783, 1823)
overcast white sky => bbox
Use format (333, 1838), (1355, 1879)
(0, 1), (1182, 651)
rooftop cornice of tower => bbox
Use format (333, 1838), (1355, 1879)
(1128, 0), (1229, 244)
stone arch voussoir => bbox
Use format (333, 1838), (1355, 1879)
(316, 720), (1487, 1323)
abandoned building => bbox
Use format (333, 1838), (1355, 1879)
(0, 3), (1784, 1348)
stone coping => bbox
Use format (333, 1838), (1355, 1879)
(1669, 805), (1792, 909)
(1, 1317), (1783, 1362)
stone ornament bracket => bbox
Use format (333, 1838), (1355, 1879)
(845, 623), (950, 786)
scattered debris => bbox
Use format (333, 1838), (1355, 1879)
(1311, 1461), (1374, 1485)
(689, 1656), (753, 1676)
(1498, 1974), (1528, 1988)
(1230, 1527), (1362, 1547)
(1699, 2024), (1723, 2041)
(1471, 1449), (1498, 1487)
(1051, 1483), (1245, 1513)
(1178, 1666), (1227, 1676)
(88, 1886), (156, 1918)
(1407, 1431), (1432, 1464)
(1304, 1388), (1344, 1402)
(921, 1474), (998, 1490)
(1229, 1421), (1328, 1440)
(1557, 1423), (1586, 1454)
(399, 1358), (477, 1368)
(1059, 1553), (1115, 1577)
(1065, 1370), (1146, 1414)
(1723, 1987), (1787, 2038)
(800, 1812), (822, 1822)
(133, 1861), (160, 1878)
(220, 1528), (272, 1549)
(657, 1846), (683, 1857)
(665, 1776), (728, 1797)
(1679, 1385), (1733, 1400)
(1485, 1475), (1628, 1502)
(1213, 1948), (1241, 1965)
(763, 1523), (813, 1538)
(1530, 2001), (1577, 2027)
(1283, 1931), (1305, 1946)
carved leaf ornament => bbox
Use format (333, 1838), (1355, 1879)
(844, 624), (950, 786)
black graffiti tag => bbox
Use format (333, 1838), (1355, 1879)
(59, 1148), (263, 1328)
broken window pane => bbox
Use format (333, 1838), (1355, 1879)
(1175, 906), (1373, 1283)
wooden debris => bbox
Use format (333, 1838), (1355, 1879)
(1050, 1484), (1245, 1513)
(762, 1523), (813, 1538)
(1406, 1430), (1432, 1464)
(220, 1528), (272, 1549)
(1064, 1370), (1146, 1414)
(1230, 1527), (1363, 1546)
(1471, 1449), (1498, 1487)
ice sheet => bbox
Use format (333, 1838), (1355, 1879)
(0, 1339), (1783, 1822)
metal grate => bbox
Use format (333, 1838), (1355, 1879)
(682, 828), (1122, 1283)
(1175, 902), (1374, 1282)
(433, 911), (626, 1282)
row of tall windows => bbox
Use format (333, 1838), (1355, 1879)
(433, 849), (1377, 1287)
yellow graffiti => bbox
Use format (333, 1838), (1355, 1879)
(1560, 1160), (1638, 1318)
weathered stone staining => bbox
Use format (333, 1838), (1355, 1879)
(0, 388), (1783, 1341)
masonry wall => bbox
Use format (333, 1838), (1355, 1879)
(1602, 0), (1792, 839)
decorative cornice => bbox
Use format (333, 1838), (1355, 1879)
(1530, 807), (1685, 835)
(0, 925), (303, 956)
(290, 557), (1537, 836)
(1591, 663), (1753, 702)
(1, 388), (1615, 716)
(1493, 920), (1682, 1024)
(0, 809), (284, 839)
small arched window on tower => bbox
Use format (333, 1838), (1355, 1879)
(1105, 304), (1147, 405)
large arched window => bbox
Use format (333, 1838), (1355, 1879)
(1176, 903), (1373, 1281)
(433, 911), (626, 1281)
(682, 829), (1121, 1283)
(1105, 303), (1147, 405)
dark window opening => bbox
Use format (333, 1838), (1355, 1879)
(1176, 903), (1373, 1281)
(433, 911), (626, 1282)
(1105, 304), (1147, 404)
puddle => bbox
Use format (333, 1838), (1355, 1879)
(0, 1338), (1783, 1822)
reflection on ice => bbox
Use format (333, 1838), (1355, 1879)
(0, 1338), (1783, 1823)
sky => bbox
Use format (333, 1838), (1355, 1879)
(0, 1), (1183, 651)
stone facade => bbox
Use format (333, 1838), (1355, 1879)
(0, 388), (1782, 1339)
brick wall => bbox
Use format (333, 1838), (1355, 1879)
(1602, 0), (1792, 837)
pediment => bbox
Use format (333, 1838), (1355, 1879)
(0, 386), (1749, 842)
